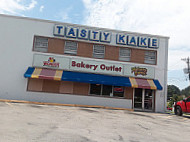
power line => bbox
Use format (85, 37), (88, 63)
(168, 61), (184, 71)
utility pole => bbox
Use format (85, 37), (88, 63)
(182, 57), (190, 82)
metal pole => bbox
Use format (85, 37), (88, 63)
(182, 57), (190, 85)
(187, 57), (190, 81)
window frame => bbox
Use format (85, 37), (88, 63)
(119, 48), (131, 62)
(33, 36), (49, 52)
(64, 40), (78, 55)
(89, 84), (125, 98)
(92, 44), (105, 59)
(144, 50), (157, 65)
(113, 86), (125, 97)
(89, 84), (102, 95)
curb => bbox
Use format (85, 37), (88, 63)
(0, 99), (133, 111)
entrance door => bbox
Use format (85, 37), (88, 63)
(144, 89), (153, 111)
(134, 88), (143, 109)
(134, 88), (154, 111)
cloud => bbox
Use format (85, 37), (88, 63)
(82, 0), (190, 88)
(168, 50), (189, 70)
(26, 0), (37, 10)
(82, 0), (190, 70)
(39, 5), (44, 12)
(55, 7), (73, 22)
(0, 0), (37, 14)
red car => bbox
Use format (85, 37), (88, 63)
(174, 97), (190, 116)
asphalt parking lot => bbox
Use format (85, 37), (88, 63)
(0, 101), (190, 142)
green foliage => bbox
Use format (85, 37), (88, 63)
(167, 85), (181, 100)
(167, 85), (184, 108)
(168, 94), (183, 108)
(181, 86), (190, 97)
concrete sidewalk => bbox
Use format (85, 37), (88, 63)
(0, 102), (190, 142)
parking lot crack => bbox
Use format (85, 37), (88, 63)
(137, 124), (149, 130)
(119, 135), (124, 141)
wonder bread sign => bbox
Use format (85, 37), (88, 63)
(53, 24), (159, 49)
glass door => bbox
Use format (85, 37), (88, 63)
(134, 88), (154, 111)
(144, 89), (153, 111)
(134, 88), (143, 109)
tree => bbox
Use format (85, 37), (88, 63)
(168, 94), (183, 108)
(181, 86), (190, 97)
(167, 85), (181, 100)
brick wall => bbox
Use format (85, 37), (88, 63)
(39, 37), (157, 65)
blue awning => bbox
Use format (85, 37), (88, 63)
(62, 71), (131, 87)
(24, 67), (162, 90)
(24, 67), (35, 78)
(153, 79), (163, 90)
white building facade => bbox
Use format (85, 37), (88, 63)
(0, 14), (169, 112)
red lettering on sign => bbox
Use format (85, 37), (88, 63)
(100, 64), (105, 70)
(81, 62), (85, 68)
(86, 64), (89, 68)
(71, 61), (122, 72)
(72, 61), (76, 67)
(43, 61), (59, 67)
(100, 64), (122, 72)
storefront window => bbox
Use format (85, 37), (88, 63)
(102, 85), (112, 96)
(90, 84), (101, 95)
(113, 86), (124, 97)
(90, 84), (124, 98)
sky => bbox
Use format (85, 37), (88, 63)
(0, 0), (190, 90)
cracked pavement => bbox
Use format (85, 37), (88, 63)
(0, 102), (190, 142)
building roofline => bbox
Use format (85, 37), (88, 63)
(0, 14), (170, 39)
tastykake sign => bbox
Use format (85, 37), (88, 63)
(33, 54), (155, 78)
(124, 65), (155, 78)
(53, 25), (159, 49)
